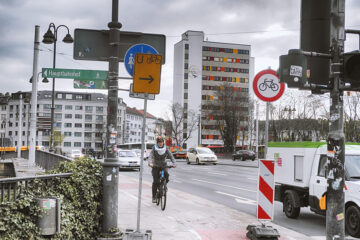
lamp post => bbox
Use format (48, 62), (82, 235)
(42, 23), (73, 152)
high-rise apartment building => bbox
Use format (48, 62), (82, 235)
(173, 30), (254, 148)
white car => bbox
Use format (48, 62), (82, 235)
(186, 147), (218, 165)
(117, 150), (141, 170)
(70, 149), (84, 159)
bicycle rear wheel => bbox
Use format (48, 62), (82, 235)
(161, 183), (167, 210)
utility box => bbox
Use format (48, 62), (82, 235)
(36, 197), (60, 236)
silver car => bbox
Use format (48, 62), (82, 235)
(117, 150), (141, 170)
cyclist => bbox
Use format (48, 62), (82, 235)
(148, 136), (176, 203)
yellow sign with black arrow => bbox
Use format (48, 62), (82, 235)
(133, 53), (162, 94)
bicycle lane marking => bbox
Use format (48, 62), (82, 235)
(215, 191), (256, 205)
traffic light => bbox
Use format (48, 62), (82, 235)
(300, 0), (331, 86)
(278, 49), (308, 89)
(343, 50), (360, 84)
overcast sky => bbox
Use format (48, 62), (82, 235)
(0, 0), (360, 119)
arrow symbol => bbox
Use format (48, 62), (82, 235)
(139, 75), (154, 84)
(43, 69), (48, 77)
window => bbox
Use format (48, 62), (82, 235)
(75, 95), (83, 100)
(185, 44), (189, 49)
(95, 133), (102, 138)
(184, 83), (188, 89)
(318, 155), (327, 177)
(96, 106), (103, 112)
(74, 142), (81, 147)
(64, 123), (72, 128)
(184, 73), (188, 79)
(75, 123), (82, 128)
(96, 124), (103, 129)
(75, 114), (82, 119)
(65, 114), (72, 119)
(85, 123), (92, 128)
(64, 142), (71, 147)
(95, 143), (102, 148)
(184, 93), (188, 99)
(57, 93), (63, 99)
(55, 105), (62, 110)
(85, 106), (93, 111)
(75, 106), (83, 110)
(184, 63), (188, 69)
(96, 115), (103, 121)
(85, 132), (92, 138)
(84, 142), (92, 148)
(43, 104), (51, 110)
(55, 113), (62, 119)
(66, 94), (72, 99)
(44, 94), (52, 98)
(64, 132), (72, 136)
(65, 105), (72, 110)
(74, 132), (82, 137)
(85, 115), (92, 120)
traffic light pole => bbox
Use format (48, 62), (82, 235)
(327, 0), (345, 239)
(100, 0), (122, 238)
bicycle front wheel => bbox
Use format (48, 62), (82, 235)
(160, 183), (167, 211)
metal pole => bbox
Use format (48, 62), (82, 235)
(136, 95), (148, 232)
(49, 31), (57, 152)
(327, 0), (345, 239)
(101, 0), (121, 237)
(29, 25), (40, 166)
(256, 102), (259, 160)
(264, 102), (269, 158)
(17, 94), (23, 158)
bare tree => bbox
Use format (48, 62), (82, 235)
(203, 82), (248, 153)
(168, 103), (198, 147)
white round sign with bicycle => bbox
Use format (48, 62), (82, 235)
(253, 69), (285, 102)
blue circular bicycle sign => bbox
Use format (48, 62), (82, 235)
(124, 44), (159, 76)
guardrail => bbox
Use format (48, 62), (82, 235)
(0, 173), (72, 203)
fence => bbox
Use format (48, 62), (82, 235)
(0, 173), (72, 203)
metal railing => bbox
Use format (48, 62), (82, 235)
(0, 173), (72, 203)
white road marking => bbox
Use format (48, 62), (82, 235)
(172, 179), (183, 183)
(248, 177), (257, 181)
(119, 190), (151, 207)
(192, 178), (256, 192)
(188, 229), (202, 240)
(207, 171), (226, 176)
(216, 191), (257, 205)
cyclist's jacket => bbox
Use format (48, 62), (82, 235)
(148, 144), (176, 168)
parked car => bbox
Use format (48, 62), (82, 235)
(170, 146), (187, 159)
(232, 150), (256, 161)
(186, 147), (217, 165)
(70, 149), (84, 159)
(117, 150), (140, 170)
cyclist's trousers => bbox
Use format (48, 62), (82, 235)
(151, 167), (169, 198)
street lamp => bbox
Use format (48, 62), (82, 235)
(42, 23), (73, 152)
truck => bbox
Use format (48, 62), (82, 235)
(267, 142), (360, 238)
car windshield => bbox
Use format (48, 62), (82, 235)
(197, 148), (213, 154)
(118, 151), (137, 157)
(345, 155), (360, 178)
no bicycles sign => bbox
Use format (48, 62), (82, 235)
(253, 69), (285, 102)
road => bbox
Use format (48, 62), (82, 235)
(119, 159), (352, 239)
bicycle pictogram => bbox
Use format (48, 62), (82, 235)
(259, 78), (279, 92)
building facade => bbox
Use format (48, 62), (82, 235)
(5, 91), (126, 155)
(173, 30), (253, 149)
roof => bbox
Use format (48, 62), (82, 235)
(126, 107), (157, 119)
(138, 110), (157, 119)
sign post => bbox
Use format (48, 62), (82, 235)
(247, 69), (284, 239)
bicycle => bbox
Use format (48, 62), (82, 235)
(259, 78), (279, 91)
(155, 165), (174, 211)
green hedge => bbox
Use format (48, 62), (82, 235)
(0, 158), (104, 240)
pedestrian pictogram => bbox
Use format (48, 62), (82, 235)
(133, 53), (162, 94)
(253, 69), (285, 102)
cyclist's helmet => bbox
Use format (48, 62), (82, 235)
(156, 136), (164, 143)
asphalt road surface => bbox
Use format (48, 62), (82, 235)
(120, 160), (355, 239)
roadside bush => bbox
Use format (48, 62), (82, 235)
(0, 158), (103, 240)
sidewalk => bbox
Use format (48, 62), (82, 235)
(117, 174), (313, 240)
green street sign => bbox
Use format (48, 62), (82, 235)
(42, 68), (108, 80)
(73, 79), (108, 89)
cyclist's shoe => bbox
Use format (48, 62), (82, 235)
(152, 198), (156, 203)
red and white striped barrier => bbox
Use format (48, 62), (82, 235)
(257, 159), (275, 220)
